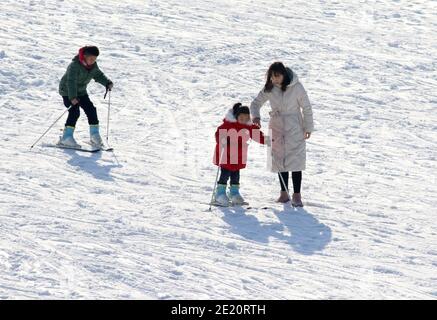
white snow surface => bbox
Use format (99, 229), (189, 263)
(0, 0), (436, 299)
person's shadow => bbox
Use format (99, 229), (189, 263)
(64, 149), (121, 181)
(272, 206), (332, 255)
(219, 204), (332, 255)
(221, 206), (284, 244)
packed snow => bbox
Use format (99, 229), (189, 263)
(0, 0), (436, 299)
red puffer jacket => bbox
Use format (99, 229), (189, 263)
(213, 109), (265, 171)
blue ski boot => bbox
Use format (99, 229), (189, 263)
(90, 124), (103, 147)
(58, 126), (80, 148)
(214, 184), (230, 206)
(230, 184), (245, 205)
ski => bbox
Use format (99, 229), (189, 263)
(85, 141), (114, 152)
(211, 200), (249, 207)
(208, 201), (251, 208)
(207, 199), (299, 211)
(209, 201), (231, 208)
(246, 206), (271, 210)
(207, 202), (270, 210)
(209, 202), (269, 210)
(43, 143), (100, 153)
(100, 145), (114, 152)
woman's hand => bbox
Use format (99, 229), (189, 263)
(305, 132), (311, 139)
(71, 98), (79, 106)
(253, 117), (261, 127)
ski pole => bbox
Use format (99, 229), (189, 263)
(278, 169), (292, 201)
(30, 105), (74, 149)
(209, 163), (221, 211)
(272, 154), (292, 202)
(106, 89), (111, 145)
(209, 143), (226, 211)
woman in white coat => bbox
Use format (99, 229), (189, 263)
(250, 62), (314, 206)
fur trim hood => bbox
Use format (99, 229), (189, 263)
(223, 108), (253, 125)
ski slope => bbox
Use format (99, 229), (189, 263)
(0, 0), (436, 299)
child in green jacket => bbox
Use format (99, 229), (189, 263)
(58, 46), (113, 148)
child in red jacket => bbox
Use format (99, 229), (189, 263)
(213, 103), (267, 206)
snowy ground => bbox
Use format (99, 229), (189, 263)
(0, 0), (436, 299)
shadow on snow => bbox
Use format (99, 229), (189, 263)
(64, 149), (121, 181)
(219, 204), (332, 255)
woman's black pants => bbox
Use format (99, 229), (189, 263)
(278, 171), (302, 193)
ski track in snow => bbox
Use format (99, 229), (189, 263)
(0, 0), (436, 299)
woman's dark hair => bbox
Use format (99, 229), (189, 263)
(264, 62), (291, 92)
(233, 102), (250, 118)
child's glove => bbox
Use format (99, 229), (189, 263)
(104, 82), (114, 99)
(106, 81), (114, 91)
(71, 98), (80, 106)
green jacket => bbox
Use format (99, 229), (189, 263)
(59, 56), (111, 100)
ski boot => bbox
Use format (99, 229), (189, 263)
(214, 184), (230, 206)
(89, 124), (103, 148)
(58, 126), (81, 148)
(230, 184), (245, 205)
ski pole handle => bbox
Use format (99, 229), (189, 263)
(104, 82), (113, 99)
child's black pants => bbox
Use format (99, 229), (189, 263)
(218, 168), (240, 185)
(63, 95), (99, 127)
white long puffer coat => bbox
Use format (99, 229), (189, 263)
(250, 70), (314, 172)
